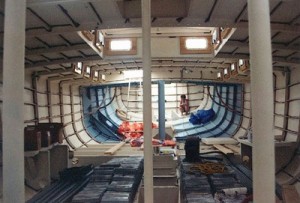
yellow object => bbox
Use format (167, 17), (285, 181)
(190, 162), (225, 175)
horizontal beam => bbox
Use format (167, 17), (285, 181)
(237, 21), (300, 33)
(25, 55), (101, 68)
(27, 0), (103, 6)
(8, 19), (297, 39)
(218, 53), (300, 67)
(94, 61), (230, 70)
(26, 44), (90, 56)
(226, 41), (300, 52)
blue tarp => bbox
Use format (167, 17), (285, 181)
(189, 109), (216, 125)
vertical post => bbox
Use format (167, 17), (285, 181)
(248, 1), (275, 203)
(142, 0), (153, 202)
(3, 0), (26, 202)
(158, 81), (166, 140)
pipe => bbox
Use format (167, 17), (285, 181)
(248, 0), (275, 202)
(158, 80), (166, 140)
(3, 0), (26, 202)
(142, 0), (153, 202)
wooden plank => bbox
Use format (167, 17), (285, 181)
(282, 185), (300, 203)
(213, 144), (234, 154)
(104, 141), (126, 155)
(224, 144), (240, 154)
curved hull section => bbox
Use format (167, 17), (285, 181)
(82, 82), (243, 142)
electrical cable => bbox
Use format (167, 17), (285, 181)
(207, 86), (242, 115)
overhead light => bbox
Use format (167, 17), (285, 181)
(94, 71), (99, 78)
(93, 70), (99, 81)
(239, 59), (244, 66)
(217, 72), (222, 79)
(110, 39), (132, 51)
(185, 38), (208, 49)
(212, 29), (219, 44)
(224, 68), (228, 75)
(74, 62), (83, 74)
(96, 31), (104, 47)
(101, 74), (106, 81)
(231, 63), (236, 71)
(84, 65), (91, 78)
(123, 69), (143, 79)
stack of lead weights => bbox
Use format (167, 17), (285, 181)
(101, 157), (144, 203)
(180, 161), (249, 203)
(210, 170), (243, 192)
(180, 162), (215, 203)
(71, 156), (143, 203)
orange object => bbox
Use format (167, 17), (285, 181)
(117, 121), (158, 140)
(163, 140), (176, 147)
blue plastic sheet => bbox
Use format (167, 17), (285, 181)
(189, 109), (216, 125)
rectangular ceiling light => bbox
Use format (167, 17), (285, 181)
(74, 62), (83, 74)
(123, 69), (143, 79)
(224, 68), (228, 75)
(185, 38), (208, 49)
(239, 59), (244, 66)
(231, 63), (236, 71)
(110, 39), (132, 51)
(84, 66), (91, 78)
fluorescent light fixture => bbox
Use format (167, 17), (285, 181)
(101, 74), (106, 81)
(110, 39), (132, 51)
(86, 66), (91, 74)
(231, 63), (236, 71)
(123, 70), (143, 79)
(185, 38), (208, 49)
(224, 68), (228, 75)
(212, 29), (219, 44)
(94, 71), (99, 78)
(217, 72), (222, 78)
(96, 32), (104, 46)
(84, 66), (91, 78)
(74, 62), (83, 74)
(239, 59), (244, 66)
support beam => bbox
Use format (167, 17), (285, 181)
(158, 80), (166, 140)
(142, 0), (153, 202)
(25, 55), (101, 69)
(3, 0), (26, 202)
(26, 44), (90, 56)
(226, 40), (300, 53)
(248, 1), (275, 203)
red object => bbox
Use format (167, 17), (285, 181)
(117, 121), (157, 140)
(130, 138), (143, 147)
(163, 140), (176, 147)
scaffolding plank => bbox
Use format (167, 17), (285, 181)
(213, 144), (234, 154)
(224, 144), (240, 154)
(104, 142), (126, 155)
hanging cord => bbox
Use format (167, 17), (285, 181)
(99, 87), (117, 109)
(207, 86), (242, 115)
(84, 87), (117, 116)
(84, 87), (108, 115)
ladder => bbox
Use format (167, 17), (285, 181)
(126, 77), (143, 114)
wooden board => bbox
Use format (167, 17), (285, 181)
(213, 144), (234, 154)
(104, 141), (126, 155)
(224, 144), (240, 154)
